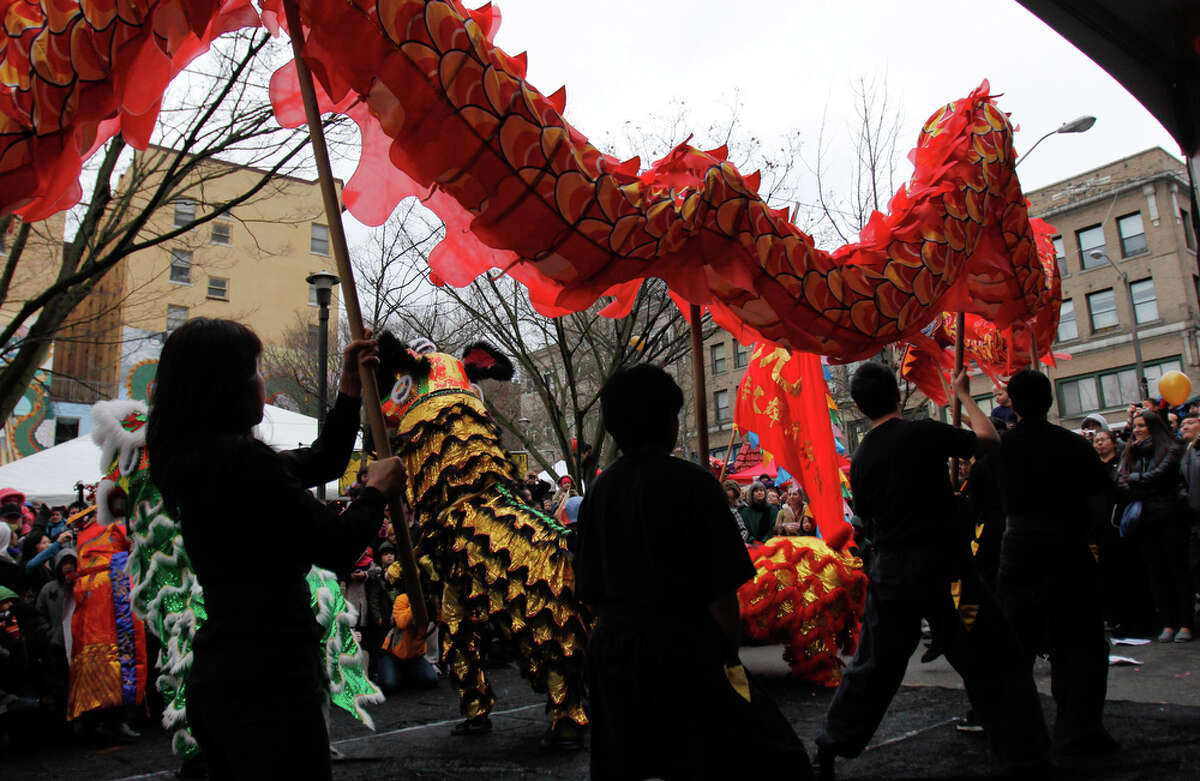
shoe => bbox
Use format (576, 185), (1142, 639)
(1175, 628), (1193, 642)
(815, 745), (836, 781)
(540, 722), (585, 751)
(1157, 628), (1177, 643)
(450, 716), (493, 736)
(116, 722), (141, 741)
(174, 756), (208, 779)
(955, 711), (985, 734)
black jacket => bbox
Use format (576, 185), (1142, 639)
(1180, 442), (1200, 515)
(1118, 437), (1185, 527)
(178, 392), (385, 685)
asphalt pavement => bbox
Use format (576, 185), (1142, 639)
(3, 639), (1197, 779)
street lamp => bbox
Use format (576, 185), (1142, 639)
(306, 270), (340, 498)
(1016, 115), (1097, 167)
(1088, 249), (1149, 401)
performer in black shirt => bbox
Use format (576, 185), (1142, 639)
(815, 362), (1049, 780)
(996, 369), (1116, 754)
(147, 318), (407, 780)
(576, 364), (809, 780)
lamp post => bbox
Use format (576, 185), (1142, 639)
(1088, 249), (1149, 401)
(1016, 115), (1097, 167)
(306, 270), (340, 499)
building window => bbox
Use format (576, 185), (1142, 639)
(207, 277), (229, 301)
(1117, 212), (1147, 257)
(734, 341), (750, 369)
(1077, 224), (1106, 269)
(714, 389), (730, 422)
(211, 220), (232, 246)
(174, 199), (196, 228)
(710, 343), (728, 374)
(1183, 209), (1196, 251)
(1130, 278), (1158, 324)
(54, 417), (80, 445)
(311, 224), (330, 256)
(169, 250), (192, 284)
(1058, 357), (1183, 417)
(166, 304), (188, 333)
(1057, 299), (1077, 342)
(1086, 288), (1118, 330)
(1052, 235), (1066, 276)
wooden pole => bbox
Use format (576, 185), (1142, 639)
(690, 305), (710, 462)
(284, 1), (428, 630)
(717, 425), (739, 483)
(950, 310), (966, 484)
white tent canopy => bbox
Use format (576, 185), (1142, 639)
(0, 404), (359, 505)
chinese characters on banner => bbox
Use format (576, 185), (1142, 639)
(735, 345), (852, 549)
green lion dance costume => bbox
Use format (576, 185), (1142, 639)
(90, 401), (382, 759)
(376, 335), (590, 739)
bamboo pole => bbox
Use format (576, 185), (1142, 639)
(690, 305), (710, 461)
(717, 425), (739, 483)
(950, 310), (966, 482)
(284, 1), (428, 631)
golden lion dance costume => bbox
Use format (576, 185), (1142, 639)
(740, 537), (868, 686)
(377, 335), (588, 734)
(65, 517), (148, 721)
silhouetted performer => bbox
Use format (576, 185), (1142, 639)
(576, 364), (810, 780)
(148, 318), (406, 780)
(815, 363), (1049, 780)
(995, 369), (1116, 755)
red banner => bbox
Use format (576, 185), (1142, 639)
(735, 345), (851, 549)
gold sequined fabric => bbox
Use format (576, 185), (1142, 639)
(394, 391), (589, 729)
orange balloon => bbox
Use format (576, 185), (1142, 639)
(1157, 370), (1192, 406)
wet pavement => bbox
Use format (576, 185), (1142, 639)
(3, 639), (1197, 779)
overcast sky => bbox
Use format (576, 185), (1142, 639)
(481, 0), (1178, 192)
(340, 0), (1182, 270)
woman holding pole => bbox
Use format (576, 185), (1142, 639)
(148, 317), (406, 779)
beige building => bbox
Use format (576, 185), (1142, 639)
(110, 146), (342, 363)
(5, 147), (346, 451)
(965, 147), (1197, 427)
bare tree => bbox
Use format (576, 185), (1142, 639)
(0, 30), (349, 422)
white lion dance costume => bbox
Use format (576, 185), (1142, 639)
(90, 401), (382, 759)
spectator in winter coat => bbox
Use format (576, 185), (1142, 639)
(0, 524), (22, 593)
(722, 480), (751, 543)
(35, 549), (76, 711)
(1117, 410), (1192, 643)
(377, 565), (437, 693)
(20, 529), (72, 598)
(364, 543), (396, 679)
(738, 482), (779, 542)
(1178, 414), (1200, 633)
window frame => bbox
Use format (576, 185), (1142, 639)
(1086, 288), (1118, 331)
(734, 341), (750, 369)
(311, 223), (330, 256)
(1076, 224), (1107, 270)
(206, 276), (230, 301)
(1129, 277), (1158, 325)
(714, 388), (731, 422)
(211, 219), (232, 246)
(1056, 298), (1078, 342)
(1116, 211), (1148, 258)
(1051, 235), (1067, 276)
(1056, 356), (1184, 417)
(1183, 209), (1196, 251)
(53, 417), (80, 445)
(173, 199), (197, 228)
(166, 304), (189, 333)
(710, 343), (728, 374)
(169, 249), (192, 285)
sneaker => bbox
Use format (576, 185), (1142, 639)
(116, 722), (141, 741)
(1175, 628), (1193, 643)
(1157, 628), (1177, 643)
(450, 716), (493, 736)
(955, 712), (985, 734)
(540, 722), (585, 751)
(815, 745), (836, 781)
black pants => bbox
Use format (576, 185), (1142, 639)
(998, 537), (1109, 746)
(817, 573), (1049, 766)
(1138, 520), (1194, 630)
(187, 650), (331, 781)
(588, 617), (810, 781)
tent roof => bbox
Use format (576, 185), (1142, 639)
(0, 404), (357, 503)
(1017, 0), (1200, 155)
